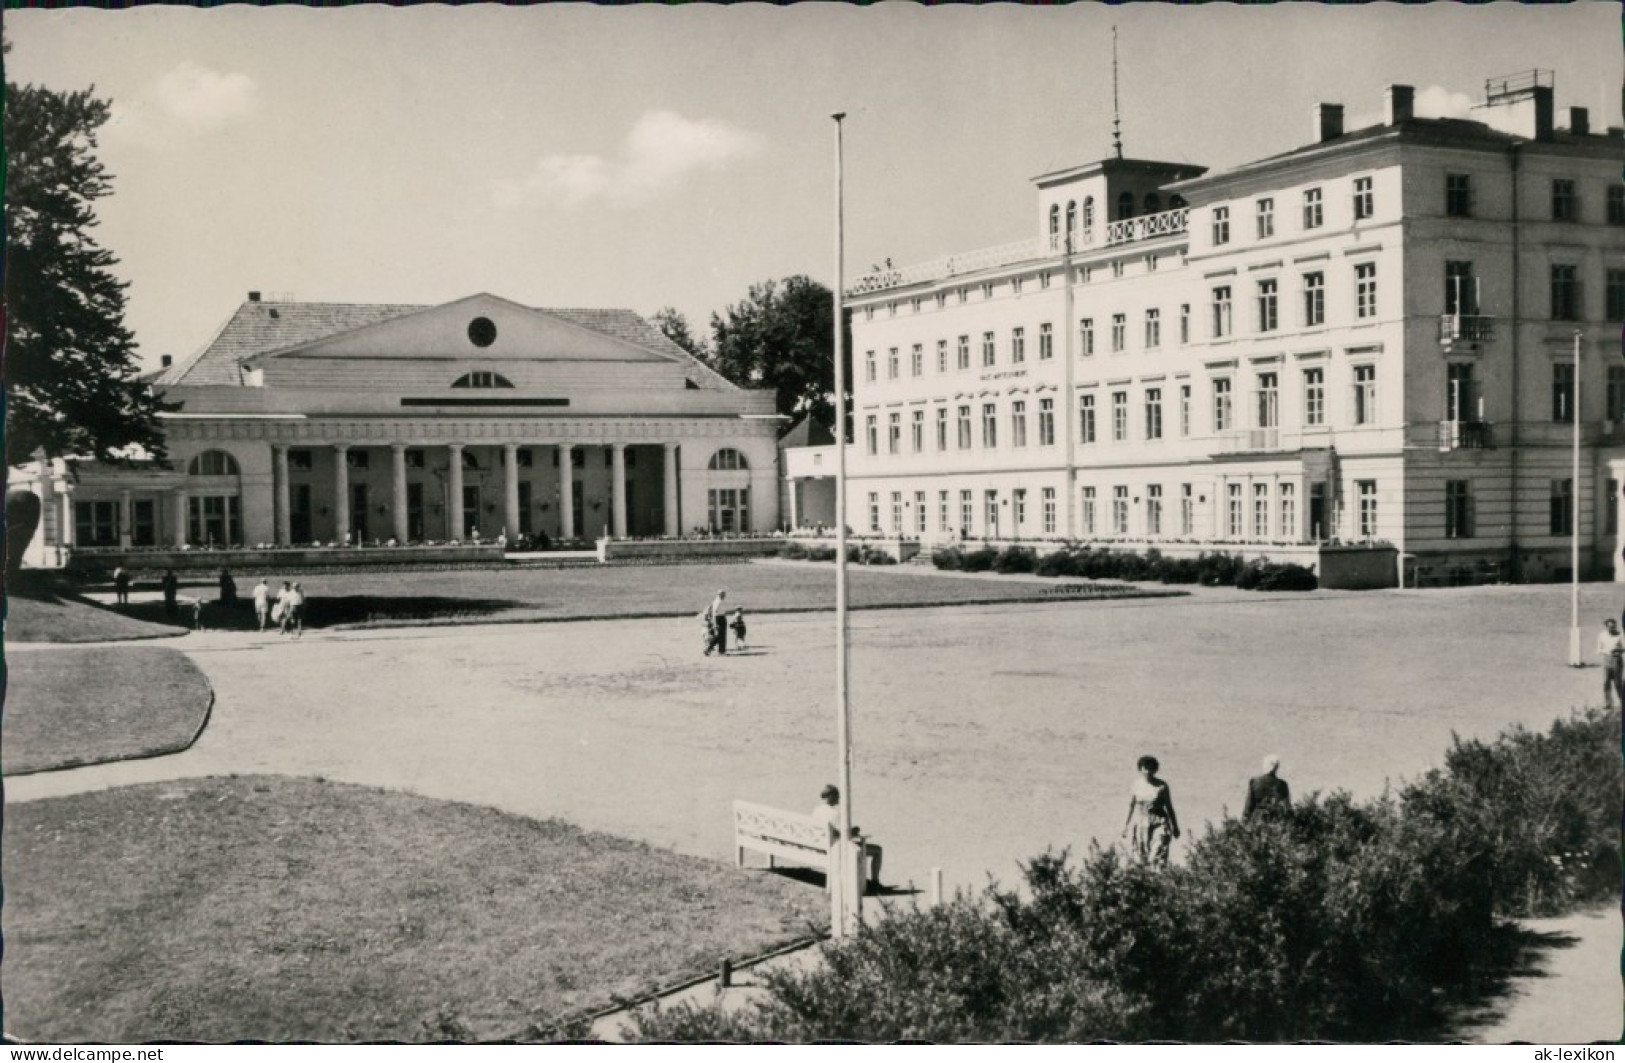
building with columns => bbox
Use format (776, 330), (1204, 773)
(16, 292), (782, 565)
(798, 73), (1625, 582)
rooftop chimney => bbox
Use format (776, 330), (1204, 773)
(160, 355), (172, 368)
(1316, 103), (1344, 142)
(1532, 85), (1554, 140)
(1567, 106), (1590, 135)
(1386, 85), (1415, 126)
(248, 291), (261, 302)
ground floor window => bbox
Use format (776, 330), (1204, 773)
(1227, 483), (1244, 538)
(1252, 483), (1270, 539)
(1013, 488), (1027, 530)
(985, 490), (1000, 538)
(960, 490), (974, 536)
(408, 482), (426, 539)
(1549, 479), (1572, 537)
(1042, 487), (1056, 534)
(1181, 484), (1194, 536)
(939, 491), (950, 533)
(867, 492), (880, 532)
(1279, 483), (1296, 540)
(189, 494), (241, 546)
(710, 487), (750, 534)
(131, 499), (157, 546)
(1357, 480), (1379, 540)
(890, 491), (903, 534)
(1112, 486), (1129, 535)
(75, 500), (119, 546)
(915, 491), (927, 535)
(1445, 480), (1473, 539)
(1146, 485), (1162, 536)
(1082, 487), (1096, 536)
(291, 484), (313, 542)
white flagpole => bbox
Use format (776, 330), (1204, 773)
(831, 111), (859, 936)
(1569, 329), (1584, 666)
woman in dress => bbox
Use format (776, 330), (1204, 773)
(1121, 754), (1180, 867)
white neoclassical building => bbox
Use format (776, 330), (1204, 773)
(16, 292), (782, 565)
(801, 72), (1625, 583)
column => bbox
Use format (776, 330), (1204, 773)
(447, 443), (465, 540)
(173, 488), (190, 547)
(118, 490), (133, 549)
(610, 443), (627, 538)
(333, 444), (351, 544)
(59, 490), (75, 550)
(392, 444), (410, 543)
(503, 443), (521, 540)
(272, 445), (292, 546)
(788, 478), (800, 532)
(663, 443), (679, 537)
(558, 443), (574, 541)
(1214, 475), (1227, 538)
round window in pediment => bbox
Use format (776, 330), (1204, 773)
(468, 316), (497, 348)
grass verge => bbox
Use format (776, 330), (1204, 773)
(7, 571), (187, 643)
(4, 647), (212, 774)
(2, 775), (828, 1042)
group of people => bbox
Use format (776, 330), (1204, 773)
(251, 578), (307, 636)
(1120, 753), (1292, 867)
(109, 566), (306, 635)
(700, 589), (748, 656)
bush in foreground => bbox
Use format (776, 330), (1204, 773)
(630, 707), (1619, 1042)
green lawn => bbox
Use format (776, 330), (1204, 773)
(7, 571), (187, 643)
(100, 561), (1174, 631)
(4, 647), (213, 774)
(3, 775), (829, 1043)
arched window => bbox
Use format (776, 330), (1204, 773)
(1169, 193), (1188, 210)
(708, 448), (749, 471)
(1117, 192), (1136, 220)
(188, 450), (240, 476)
(1065, 200), (1077, 241)
(452, 371), (514, 389)
(1082, 197), (1095, 239)
(1048, 204), (1060, 240)
(1143, 192), (1161, 214)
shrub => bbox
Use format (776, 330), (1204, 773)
(1034, 549), (1076, 578)
(1236, 559), (1318, 592)
(932, 546), (964, 571)
(1196, 551), (1244, 587)
(805, 545), (837, 562)
(778, 541), (809, 560)
(993, 546), (1037, 574)
(959, 547), (999, 573)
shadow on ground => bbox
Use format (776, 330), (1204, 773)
(1434, 922), (1587, 1039)
(117, 595), (529, 631)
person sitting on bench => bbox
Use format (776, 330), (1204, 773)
(814, 784), (883, 893)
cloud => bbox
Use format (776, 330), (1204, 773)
(154, 62), (260, 129)
(493, 111), (762, 209)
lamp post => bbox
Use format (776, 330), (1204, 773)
(830, 111), (860, 937)
(1568, 329), (1584, 667)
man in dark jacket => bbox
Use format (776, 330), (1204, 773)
(1244, 754), (1291, 820)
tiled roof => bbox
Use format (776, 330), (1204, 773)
(778, 415), (835, 448)
(159, 299), (734, 390)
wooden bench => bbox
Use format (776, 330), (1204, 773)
(732, 799), (876, 882)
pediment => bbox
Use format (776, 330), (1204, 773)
(247, 294), (674, 365)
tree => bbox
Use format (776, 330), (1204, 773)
(4, 69), (174, 467)
(650, 306), (707, 358)
(704, 275), (851, 432)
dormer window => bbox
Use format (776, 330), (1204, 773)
(452, 371), (514, 389)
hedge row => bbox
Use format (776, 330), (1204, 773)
(629, 706), (1621, 1042)
(933, 544), (1317, 591)
(778, 542), (897, 566)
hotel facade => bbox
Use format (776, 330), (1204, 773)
(813, 74), (1625, 582)
(16, 293), (783, 565)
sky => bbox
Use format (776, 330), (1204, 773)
(7, 2), (1621, 373)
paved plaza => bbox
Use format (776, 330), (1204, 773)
(7, 576), (1623, 1041)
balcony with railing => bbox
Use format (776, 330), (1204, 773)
(1104, 207), (1189, 246)
(1439, 314), (1495, 347)
(1437, 420), (1494, 451)
(845, 238), (1047, 297)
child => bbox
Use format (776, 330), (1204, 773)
(730, 608), (748, 650)
(191, 597), (206, 632)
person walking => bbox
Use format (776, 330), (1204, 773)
(1243, 754), (1292, 821)
(285, 582), (306, 638)
(112, 565), (132, 606)
(160, 569), (179, 616)
(252, 578), (271, 632)
(219, 568), (238, 608)
(703, 589), (729, 656)
(730, 608), (749, 650)
(1121, 755), (1180, 867)
(1598, 618), (1625, 710)
(275, 581), (293, 635)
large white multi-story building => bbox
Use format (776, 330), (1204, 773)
(811, 73), (1625, 583)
